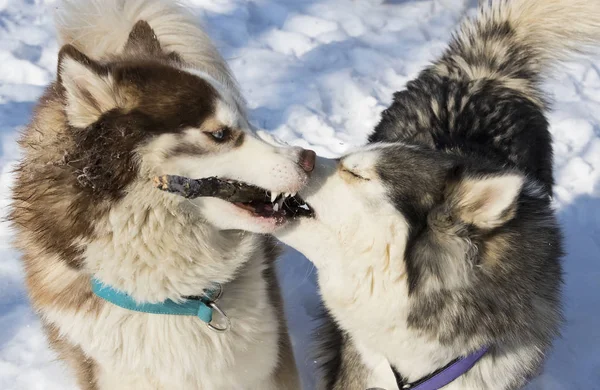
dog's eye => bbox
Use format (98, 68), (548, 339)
(207, 128), (230, 142)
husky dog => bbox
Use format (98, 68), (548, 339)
(9, 0), (315, 388)
(267, 1), (600, 389)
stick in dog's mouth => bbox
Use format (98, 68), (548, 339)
(153, 175), (314, 219)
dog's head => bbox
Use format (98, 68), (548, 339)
(57, 21), (314, 232)
(276, 143), (561, 343)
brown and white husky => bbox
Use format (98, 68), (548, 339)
(9, 0), (315, 388)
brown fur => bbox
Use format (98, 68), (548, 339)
(23, 250), (103, 314)
(481, 232), (515, 267)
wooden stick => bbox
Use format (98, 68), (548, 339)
(153, 175), (267, 202)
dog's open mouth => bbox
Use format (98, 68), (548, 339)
(153, 175), (313, 220)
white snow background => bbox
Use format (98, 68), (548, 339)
(0, 0), (599, 389)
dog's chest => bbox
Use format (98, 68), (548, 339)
(46, 296), (281, 389)
(319, 266), (458, 383)
(47, 193), (284, 388)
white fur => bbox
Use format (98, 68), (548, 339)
(36, 183), (285, 389)
(354, 341), (400, 390)
(46, 167), (293, 389)
(339, 149), (380, 181)
(85, 182), (260, 302)
(45, 248), (282, 389)
(275, 154), (458, 384)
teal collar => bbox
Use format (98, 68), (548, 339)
(91, 278), (230, 332)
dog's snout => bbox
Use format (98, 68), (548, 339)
(298, 149), (316, 173)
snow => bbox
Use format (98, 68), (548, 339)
(0, 0), (599, 389)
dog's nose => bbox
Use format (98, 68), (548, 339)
(298, 149), (316, 173)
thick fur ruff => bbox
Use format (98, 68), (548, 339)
(275, 1), (600, 389)
(10, 1), (304, 388)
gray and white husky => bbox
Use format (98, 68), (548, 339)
(9, 0), (314, 388)
(267, 0), (600, 389)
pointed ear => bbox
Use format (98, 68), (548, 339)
(449, 173), (524, 229)
(58, 45), (118, 128)
(123, 20), (162, 55)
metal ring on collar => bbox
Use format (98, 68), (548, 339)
(206, 301), (231, 333)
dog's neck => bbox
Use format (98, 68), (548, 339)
(317, 267), (461, 382)
(83, 180), (262, 303)
(286, 230), (466, 383)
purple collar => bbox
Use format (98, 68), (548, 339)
(391, 346), (489, 390)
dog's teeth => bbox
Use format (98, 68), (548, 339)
(273, 203), (280, 212)
(270, 192), (278, 203)
(284, 192), (291, 198)
(291, 192), (297, 197)
(278, 197), (285, 209)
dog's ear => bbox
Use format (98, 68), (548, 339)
(444, 172), (524, 229)
(124, 20), (162, 55)
(58, 45), (118, 128)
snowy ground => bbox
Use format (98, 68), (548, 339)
(1, 0), (599, 389)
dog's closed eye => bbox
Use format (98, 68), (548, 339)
(341, 168), (370, 181)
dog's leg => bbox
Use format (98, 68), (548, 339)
(44, 321), (98, 390)
(273, 330), (301, 389)
(45, 320), (163, 390)
(330, 335), (371, 390)
(265, 278), (301, 389)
